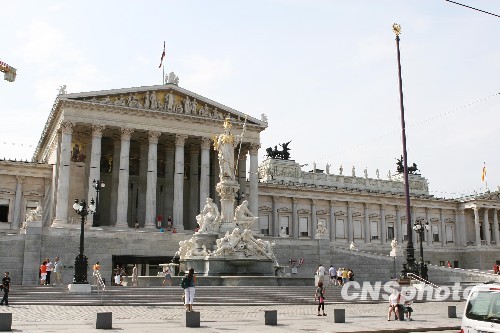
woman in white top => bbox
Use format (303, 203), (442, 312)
(387, 290), (401, 321)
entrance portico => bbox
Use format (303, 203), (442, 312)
(34, 83), (267, 230)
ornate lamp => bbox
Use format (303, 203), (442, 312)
(72, 197), (95, 283)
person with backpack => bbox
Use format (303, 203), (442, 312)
(181, 268), (196, 312)
(314, 280), (326, 316)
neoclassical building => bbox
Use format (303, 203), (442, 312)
(0, 80), (499, 284)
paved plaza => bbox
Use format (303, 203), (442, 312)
(0, 301), (462, 332)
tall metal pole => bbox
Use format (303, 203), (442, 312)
(393, 23), (416, 278)
(74, 199), (89, 284)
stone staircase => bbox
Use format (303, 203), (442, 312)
(330, 246), (500, 285)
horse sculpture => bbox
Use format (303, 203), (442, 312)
(396, 155), (420, 175)
(266, 141), (291, 160)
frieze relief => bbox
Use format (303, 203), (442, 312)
(334, 211), (346, 216)
(316, 210), (328, 216)
(277, 207), (291, 213)
(430, 217), (439, 222)
(0, 188), (15, 195)
(82, 90), (252, 124)
(23, 191), (43, 197)
(297, 209), (310, 215)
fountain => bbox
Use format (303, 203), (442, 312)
(178, 117), (278, 276)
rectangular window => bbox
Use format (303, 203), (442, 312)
(432, 224), (440, 242)
(402, 222), (408, 241)
(259, 215), (269, 235)
(446, 225), (454, 243)
(353, 220), (362, 239)
(299, 217), (309, 237)
(370, 221), (378, 240)
(336, 219), (345, 238)
(387, 222), (394, 240)
(280, 216), (290, 235)
(0, 205), (8, 223)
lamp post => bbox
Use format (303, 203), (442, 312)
(413, 219), (430, 280)
(393, 23), (418, 279)
(91, 179), (105, 227)
(72, 198), (95, 283)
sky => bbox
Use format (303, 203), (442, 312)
(1, 0), (499, 199)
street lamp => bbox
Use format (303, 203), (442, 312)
(413, 218), (431, 280)
(72, 197), (95, 283)
(393, 23), (418, 279)
(91, 179), (105, 227)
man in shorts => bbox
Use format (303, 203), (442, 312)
(328, 265), (337, 286)
(162, 265), (172, 286)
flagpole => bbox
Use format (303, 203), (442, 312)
(163, 66), (165, 85)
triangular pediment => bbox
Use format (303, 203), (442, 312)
(59, 84), (267, 127)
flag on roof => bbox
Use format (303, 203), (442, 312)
(482, 162), (487, 182)
(158, 41), (166, 68)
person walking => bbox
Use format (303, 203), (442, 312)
(0, 272), (10, 306)
(131, 264), (138, 287)
(314, 280), (326, 316)
(45, 258), (53, 285)
(162, 265), (172, 286)
(328, 265), (336, 286)
(40, 260), (47, 285)
(53, 257), (63, 285)
(92, 262), (101, 285)
(184, 268), (196, 312)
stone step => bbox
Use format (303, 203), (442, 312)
(6, 283), (466, 306)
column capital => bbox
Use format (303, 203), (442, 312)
(396, 205), (403, 212)
(190, 144), (200, 155)
(347, 201), (353, 208)
(363, 202), (370, 209)
(165, 141), (175, 152)
(330, 200), (335, 206)
(16, 175), (25, 184)
(249, 144), (260, 155)
(120, 128), (134, 140)
(91, 124), (105, 137)
(60, 121), (75, 134)
(311, 199), (318, 205)
(455, 209), (465, 215)
(148, 131), (161, 144)
(272, 196), (279, 203)
(175, 134), (188, 146)
(201, 137), (211, 150)
(484, 207), (490, 213)
(293, 197), (300, 204)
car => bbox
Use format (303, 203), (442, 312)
(461, 282), (500, 332)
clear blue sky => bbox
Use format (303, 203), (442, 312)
(1, 0), (499, 198)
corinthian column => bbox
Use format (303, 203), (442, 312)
(484, 208), (491, 246)
(116, 128), (134, 228)
(199, 137), (211, 211)
(173, 134), (187, 231)
(145, 131), (161, 228)
(53, 121), (75, 226)
(249, 144), (260, 233)
(347, 202), (353, 243)
(493, 209), (499, 246)
(188, 145), (199, 230)
(42, 177), (52, 227)
(474, 207), (481, 246)
(163, 142), (175, 222)
(87, 124), (105, 225)
(12, 176), (24, 229)
(329, 200), (336, 241)
(109, 136), (120, 225)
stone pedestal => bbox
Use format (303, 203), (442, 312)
(68, 283), (91, 293)
(333, 308), (345, 323)
(216, 179), (239, 233)
(95, 312), (112, 329)
(181, 311), (200, 327)
(197, 257), (276, 276)
(192, 233), (219, 252)
(263, 310), (277, 325)
(0, 313), (12, 331)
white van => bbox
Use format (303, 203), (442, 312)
(462, 282), (500, 332)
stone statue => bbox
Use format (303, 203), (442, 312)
(376, 169), (380, 179)
(196, 198), (221, 233)
(261, 114), (268, 123)
(183, 96), (191, 115)
(234, 200), (258, 230)
(315, 220), (328, 238)
(325, 163), (330, 175)
(58, 85), (67, 95)
(351, 166), (355, 177)
(25, 202), (43, 222)
(191, 98), (198, 115)
(242, 229), (278, 264)
(167, 72), (179, 85)
(349, 242), (358, 251)
(364, 168), (368, 179)
(390, 238), (403, 257)
(213, 117), (237, 181)
(144, 91), (151, 109)
(164, 90), (174, 111)
(279, 227), (289, 238)
(313, 161), (317, 173)
(212, 228), (244, 257)
(150, 91), (158, 110)
(339, 164), (343, 175)
(387, 170), (392, 180)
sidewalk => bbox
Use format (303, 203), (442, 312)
(0, 301), (463, 332)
